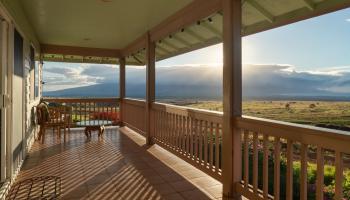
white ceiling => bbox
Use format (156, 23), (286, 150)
(20, 0), (193, 49)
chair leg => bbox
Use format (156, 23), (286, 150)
(58, 127), (61, 139)
(38, 126), (42, 140)
(64, 126), (67, 142)
(41, 127), (46, 144)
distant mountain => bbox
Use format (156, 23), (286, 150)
(43, 82), (350, 101)
(43, 64), (350, 101)
(44, 83), (119, 98)
(43, 82), (223, 100)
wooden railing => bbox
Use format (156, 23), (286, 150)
(43, 98), (120, 126)
(54, 98), (349, 199)
(152, 104), (350, 199)
(122, 98), (146, 135)
(151, 103), (223, 181)
(236, 116), (350, 200)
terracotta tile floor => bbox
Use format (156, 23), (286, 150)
(15, 126), (225, 200)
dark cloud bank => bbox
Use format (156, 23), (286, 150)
(44, 64), (350, 100)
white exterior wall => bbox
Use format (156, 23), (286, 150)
(0, 1), (42, 198)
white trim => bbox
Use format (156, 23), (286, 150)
(6, 21), (13, 180)
(0, 17), (8, 182)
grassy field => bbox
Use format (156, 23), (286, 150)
(185, 101), (350, 129)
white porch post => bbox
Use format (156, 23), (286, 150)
(222, 0), (242, 199)
(119, 57), (125, 126)
(145, 32), (155, 145)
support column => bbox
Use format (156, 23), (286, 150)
(222, 0), (242, 199)
(145, 32), (155, 145)
(119, 57), (125, 126)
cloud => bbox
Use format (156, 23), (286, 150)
(43, 62), (350, 98)
(346, 18), (350, 22)
(43, 63), (118, 91)
(242, 64), (350, 97)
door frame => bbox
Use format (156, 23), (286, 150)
(0, 15), (10, 182)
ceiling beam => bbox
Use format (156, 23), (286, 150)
(150, 0), (222, 42)
(156, 37), (221, 62)
(201, 22), (222, 38)
(302, 0), (315, 11)
(246, 0), (274, 23)
(172, 35), (192, 47)
(184, 28), (206, 42)
(156, 45), (172, 55)
(41, 44), (121, 58)
(132, 55), (144, 65)
(161, 40), (180, 51)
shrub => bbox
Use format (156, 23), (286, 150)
(243, 149), (350, 199)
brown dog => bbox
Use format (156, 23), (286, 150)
(84, 125), (105, 138)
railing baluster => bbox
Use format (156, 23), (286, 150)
(187, 116), (190, 157)
(176, 114), (179, 150)
(174, 114), (177, 149)
(243, 130), (249, 188)
(210, 122), (214, 170)
(86, 101), (89, 125)
(199, 120), (203, 164)
(166, 112), (169, 144)
(165, 112), (168, 143)
(160, 111), (163, 141)
(102, 102), (106, 124)
(93, 102), (96, 125)
(274, 137), (281, 200)
(171, 113), (173, 146)
(316, 147), (324, 200)
(286, 140), (293, 200)
(161, 111), (164, 142)
(190, 117), (194, 159)
(335, 151), (344, 199)
(182, 115), (185, 153)
(178, 114), (181, 150)
(107, 103), (109, 125)
(170, 113), (173, 147)
(79, 102), (82, 123)
(253, 132), (258, 193)
(215, 123), (220, 171)
(194, 119), (199, 161)
(171, 113), (176, 150)
(204, 120), (208, 167)
(263, 134), (269, 199)
(84, 102), (87, 125)
(300, 143), (308, 200)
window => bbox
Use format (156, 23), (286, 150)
(29, 46), (35, 100)
(34, 61), (39, 98)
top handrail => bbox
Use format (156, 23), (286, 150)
(236, 115), (350, 153)
(43, 97), (120, 103)
(152, 102), (223, 123)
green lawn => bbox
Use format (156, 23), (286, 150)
(185, 101), (350, 129)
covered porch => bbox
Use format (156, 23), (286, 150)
(0, 0), (350, 199)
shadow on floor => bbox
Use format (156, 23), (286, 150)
(15, 127), (221, 200)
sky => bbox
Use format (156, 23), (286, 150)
(43, 8), (350, 94)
